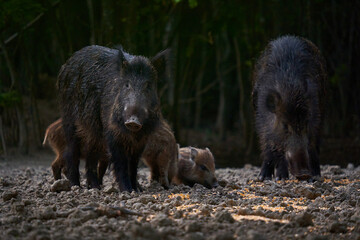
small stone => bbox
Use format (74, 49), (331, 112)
(214, 210), (235, 223)
(51, 179), (71, 192)
(68, 209), (98, 223)
(347, 163), (354, 170)
(294, 186), (321, 200)
(185, 221), (202, 232)
(131, 223), (161, 240)
(246, 230), (265, 240)
(213, 231), (235, 240)
(2, 190), (18, 201)
(329, 221), (347, 233)
(103, 185), (118, 194)
(294, 211), (313, 227)
(218, 179), (228, 187)
(139, 195), (155, 204)
(6, 228), (20, 237)
(11, 202), (25, 213)
(151, 213), (173, 227)
(185, 232), (205, 240)
(37, 206), (56, 220)
(0, 178), (11, 187)
(226, 182), (241, 189)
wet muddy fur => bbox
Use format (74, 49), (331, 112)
(252, 36), (327, 181)
(57, 45), (168, 192)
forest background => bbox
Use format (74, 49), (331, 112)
(0, 0), (359, 167)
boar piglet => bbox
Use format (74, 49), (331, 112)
(173, 147), (218, 189)
(57, 45), (169, 191)
(252, 35), (327, 181)
(141, 118), (178, 189)
(43, 119), (108, 187)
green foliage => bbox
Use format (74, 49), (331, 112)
(0, 0), (44, 32)
(0, 90), (21, 108)
(172, 0), (197, 8)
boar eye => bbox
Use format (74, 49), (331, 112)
(199, 165), (208, 172)
(125, 83), (130, 89)
(283, 123), (289, 132)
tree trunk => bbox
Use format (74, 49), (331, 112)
(16, 105), (28, 154)
(215, 45), (225, 139)
(0, 40), (16, 88)
(30, 96), (42, 148)
(233, 37), (246, 141)
(0, 116), (7, 156)
(87, 0), (96, 45)
(194, 49), (206, 129)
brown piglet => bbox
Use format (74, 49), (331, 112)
(43, 119), (109, 186)
(141, 119), (178, 189)
(173, 147), (218, 188)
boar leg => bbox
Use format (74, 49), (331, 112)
(97, 158), (108, 185)
(51, 156), (63, 180)
(275, 157), (289, 180)
(62, 120), (81, 186)
(63, 139), (81, 186)
(157, 153), (170, 189)
(85, 150), (101, 189)
(108, 139), (133, 192)
(129, 154), (141, 192)
(259, 147), (278, 181)
(308, 147), (321, 177)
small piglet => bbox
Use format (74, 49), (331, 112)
(43, 119), (108, 186)
(173, 147), (218, 188)
(141, 119), (178, 189)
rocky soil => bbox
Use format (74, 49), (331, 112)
(0, 157), (359, 240)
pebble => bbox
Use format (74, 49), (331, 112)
(50, 179), (71, 192)
(329, 221), (348, 233)
(2, 190), (18, 201)
(294, 186), (321, 200)
(103, 185), (118, 194)
(214, 210), (235, 223)
(185, 221), (202, 232)
(293, 211), (313, 227)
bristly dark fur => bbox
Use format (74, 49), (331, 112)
(252, 36), (327, 181)
(57, 45), (168, 192)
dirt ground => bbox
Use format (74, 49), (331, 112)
(0, 153), (359, 240)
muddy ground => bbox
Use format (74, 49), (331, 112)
(0, 154), (359, 240)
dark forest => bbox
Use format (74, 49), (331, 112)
(1, 0), (359, 167)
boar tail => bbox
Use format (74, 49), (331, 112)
(42, 129), (49, 146)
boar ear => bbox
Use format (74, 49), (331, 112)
(190, 147), (198, 161)
(151, 49), (170, 78)
(116, 45), (128, 70)
(266, 90), (281, 113)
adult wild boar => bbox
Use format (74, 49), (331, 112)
(252, 36), (327, 181)
(57, 45), (168, 191)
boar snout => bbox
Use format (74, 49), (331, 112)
(125, 116), (142, 132)
(286, 149), (312, 180)
(212, 178), (219, 188)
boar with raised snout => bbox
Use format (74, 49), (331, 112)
(252, 36), (327, 181)
(57, 45), (168, 191)
(173, 147), (218, 189)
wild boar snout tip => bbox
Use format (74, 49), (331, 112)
(125, 116), (142, 132)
